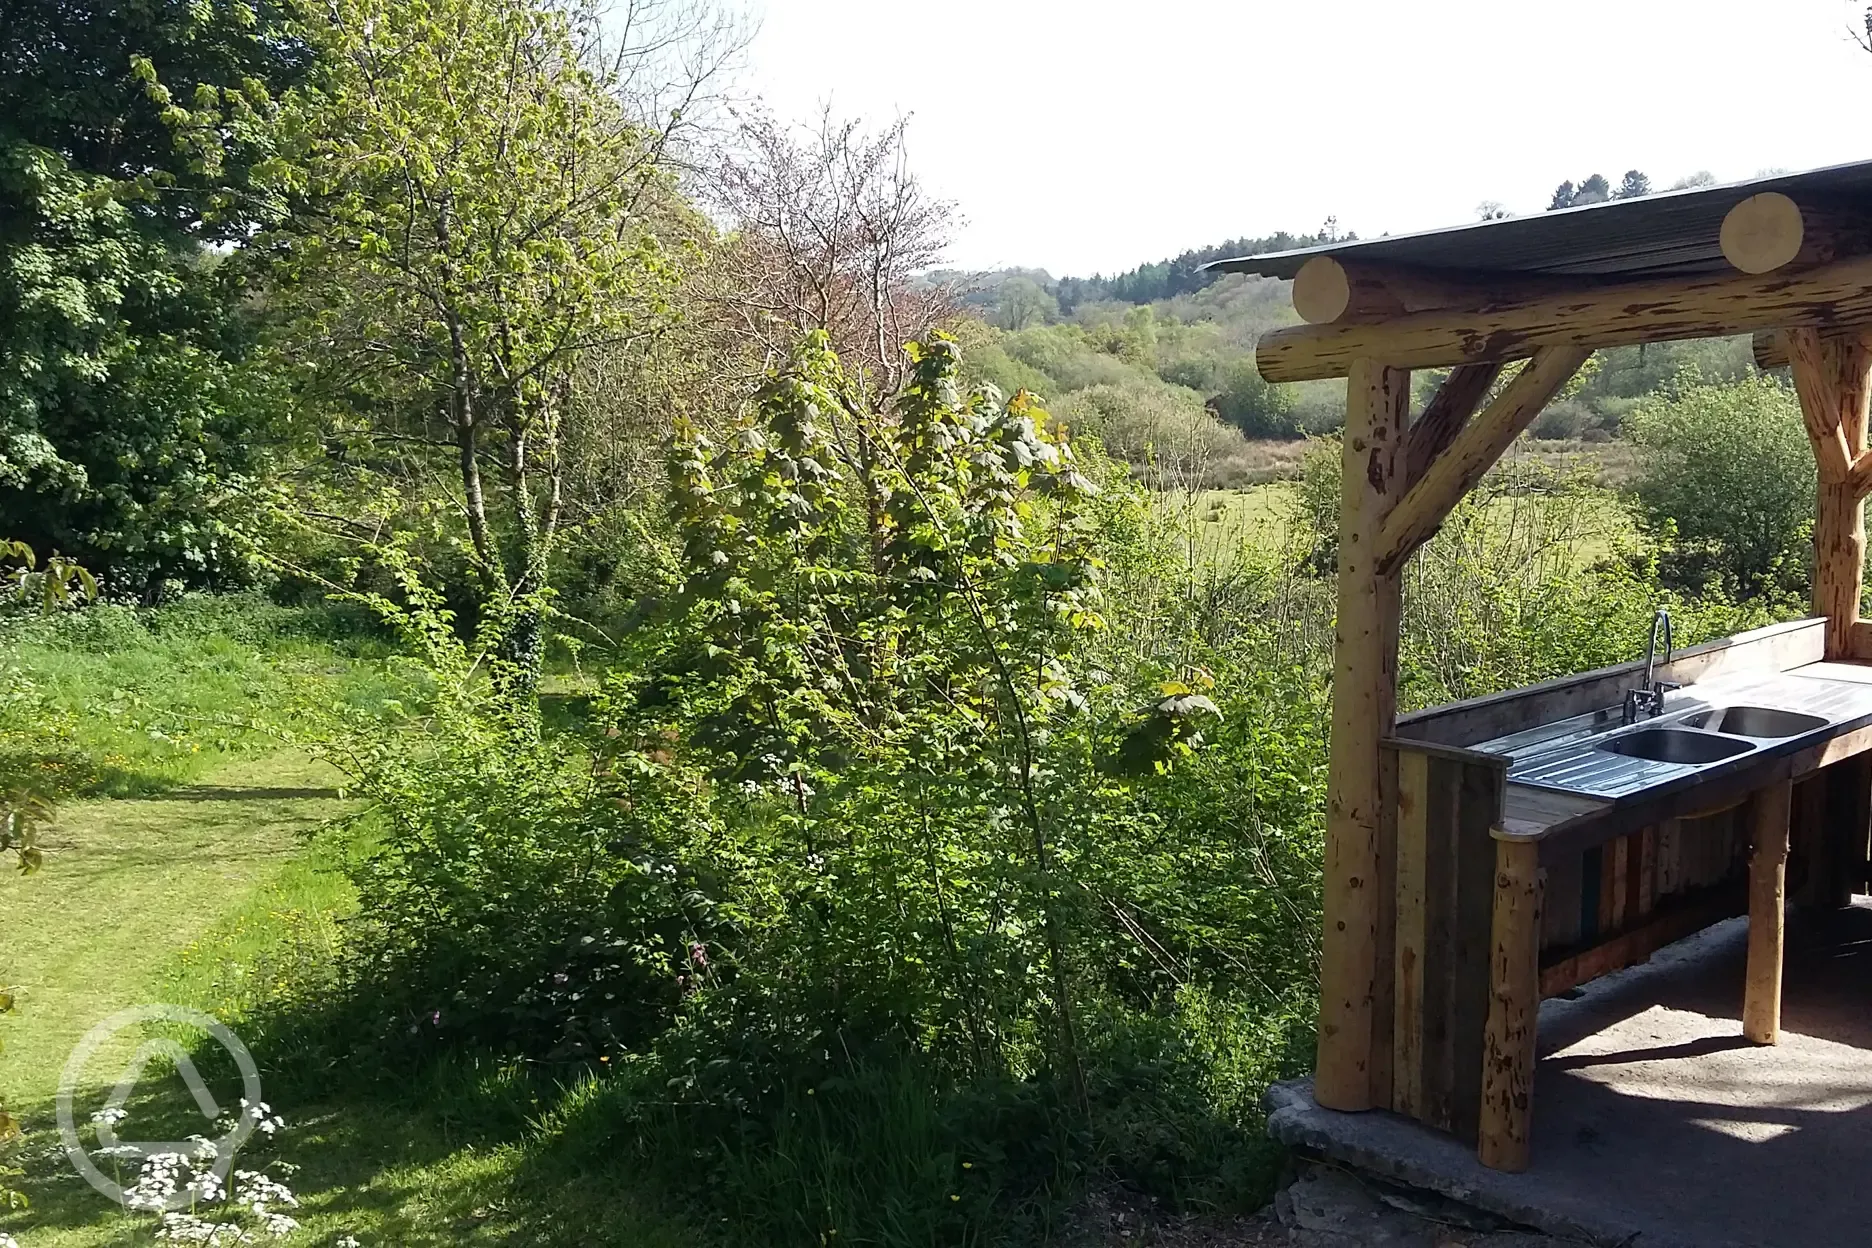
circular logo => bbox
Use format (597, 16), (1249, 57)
(56, 1004), (264, 1209)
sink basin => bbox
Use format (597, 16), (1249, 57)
(1683, 705), (1828, 738)
(1597, 728), (1754, 764)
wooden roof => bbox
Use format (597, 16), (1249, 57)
(1210, 158), (1872, 282)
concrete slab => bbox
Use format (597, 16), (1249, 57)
(1267, 902), (1872, 1248)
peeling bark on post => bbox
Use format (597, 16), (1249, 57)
(1316, 359), (1409, 1112)
(1478, 838), (1542, 1172)
(1815, 481), (1865, 659)
(1790, 329), (1872, 658)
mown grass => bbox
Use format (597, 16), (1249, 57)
(0, 601), (699, 1246)
(0, 755), (691, 1246)
(0, 595), (401, 802)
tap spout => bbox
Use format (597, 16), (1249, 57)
(1644, 607), (1674, 689)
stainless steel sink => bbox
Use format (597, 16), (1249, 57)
(1480, 667), (1872, 800)
(1596, 728), (1754, 764)
(1682, 705), (1828, 738)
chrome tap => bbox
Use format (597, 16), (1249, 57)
(1622, 607), (1680, 725)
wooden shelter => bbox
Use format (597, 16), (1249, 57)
(1216, 159), (1872, 1174)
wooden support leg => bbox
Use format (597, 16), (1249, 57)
(1479, 838), (1542, 1173)
(1744, 779), (1793, 1046)
(1315, 359), (1409, 1112)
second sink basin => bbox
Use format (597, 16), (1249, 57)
(1598, 728), (1754, 764)
(1683, 705), (1828, 738)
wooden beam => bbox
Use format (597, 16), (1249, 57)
(1743, 780), (1792, 1045)
(1377, 347), (1590, 573)
(1255, 251), (1872, 384)
(1754, 329), (1788, 370)
(1753, 326), (1872, 373)
(1478, 837), (1542, 1173)
(1402, 363), (1504, 487)
(1292, 257), (1567, 326)
(1316, 359), (1410, 1112)
(1722, 194), (1805, 274)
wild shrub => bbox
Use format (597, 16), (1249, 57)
(1625, 370), (1814, 599)
(324, 564), (727, 1062)
(633, 331), (1134, 1080)
(1284, 437), (1773, 709)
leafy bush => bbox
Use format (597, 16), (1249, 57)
(1625, 370), (1814, 598)
(1055, 380), (1255, 491)
(325, 573), (726, 1062)
(1210, 356), (1300, 439)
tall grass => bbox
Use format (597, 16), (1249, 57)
(0, 593), (399, 800)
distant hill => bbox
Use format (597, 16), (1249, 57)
(944, 230), (1336, 315)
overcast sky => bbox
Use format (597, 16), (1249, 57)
(741, 0), (1872, 277)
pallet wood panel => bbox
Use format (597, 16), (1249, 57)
(1536, 810), (1755, 997)
(1823, 753), (1872, 906)
(1371, 742), (1399, 1109)
(1392, 750), (1429, 1120)
(1385, 742), (1504, 1142)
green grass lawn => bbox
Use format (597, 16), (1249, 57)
(0, 599), (692, 1246)
(0, 747), (692, 1247)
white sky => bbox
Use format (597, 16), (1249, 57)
(743, 0), (1872, 277)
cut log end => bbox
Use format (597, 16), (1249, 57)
(1722, 193), (1806, 276)
(1293, 256), (1352, 325)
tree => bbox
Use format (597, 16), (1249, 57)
(0, 0), (308, 594)
(1210, 356), (1299, 438)
(274, 0), (699, 695)
(1548, 172), (1626, 211)
(991, 276), (1059, 331)
(1625, 371), (1814, 598)
(1614, 169), (1652, 199)
(706, 109), (958, 400)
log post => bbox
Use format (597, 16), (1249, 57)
(1744, 779), (1792, 1046)
(1788, 329), (1872, 657)
(1814, 482), (1865, 659)
(1478, 837), (1542, 1172)
(1315, 359), (1409, 1111)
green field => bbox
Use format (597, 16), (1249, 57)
(1167, 478), (1640, 570)
(0, 753), (692, 1248)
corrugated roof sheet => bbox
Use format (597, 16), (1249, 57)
(1207, 158), (1872, 281)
